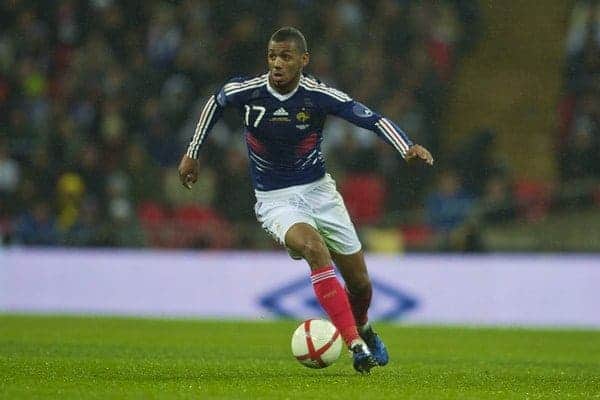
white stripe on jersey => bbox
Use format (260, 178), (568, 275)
(295, 149), (318, 165)
(224, 74), (266, 90)
(300, 82), (350, 103)
(224, 75), (268, 94)
(187, 95), (217, 158)
(226, 80), (267, 96)
(375, 119), (408, 156)
(249, 152), (271, 168)
(187, 96), (214, 158)
(375, 122), (403, 154)
(376, 120), (407, 153)
(304, 78), (351, 101)
(380, 117), (410, 152)
(299, 77), (352, 102)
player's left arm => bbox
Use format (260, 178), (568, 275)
(326, 94), (434, 166)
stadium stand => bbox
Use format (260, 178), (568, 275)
(1, 1), (480, 250)
(4, 1), (596, 252)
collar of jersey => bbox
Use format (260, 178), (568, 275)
(266, 73), (300, 102)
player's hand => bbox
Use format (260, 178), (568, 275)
(405, 144), (434, 166)
(178, 154), (199, 190)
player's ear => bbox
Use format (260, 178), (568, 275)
(302, 52), (309, 68)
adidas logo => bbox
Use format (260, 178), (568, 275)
(273, 107), (288, 116)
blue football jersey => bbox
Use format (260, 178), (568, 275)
(186, 73), (413, 191)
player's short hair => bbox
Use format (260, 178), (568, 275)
(269, 27), (308, 53)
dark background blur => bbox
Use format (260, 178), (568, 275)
(0, 0), (598, 252)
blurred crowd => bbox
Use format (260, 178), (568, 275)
(0, 0), (483, 249)
(559, 0), (600, 181)
(422, 0), (600, 252)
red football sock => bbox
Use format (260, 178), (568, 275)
(311, 265), (360, 347)
(345, 285), (372, 327)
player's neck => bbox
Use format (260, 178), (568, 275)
(268, 73), (300, 95)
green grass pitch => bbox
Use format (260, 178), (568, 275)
(1, 315), (599, 399)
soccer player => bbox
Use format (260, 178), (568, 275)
(178, 27), (433, 373)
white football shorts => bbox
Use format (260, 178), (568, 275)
(254, 173), (362, 259)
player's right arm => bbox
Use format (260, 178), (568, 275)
(178, 78), (245, 189)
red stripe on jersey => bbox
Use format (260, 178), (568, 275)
(296, 132), (318, 156)
(245, 132), (266, 155)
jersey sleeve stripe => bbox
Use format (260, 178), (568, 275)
(300, 78), (352, 101)
(376, 120), (408, 156)
(299, 82), (350, 103)
(375, 122), (402, 153)
(225, 80), (267, 96)
(224, 75), (265, 89)
(377, 119), (409, 153)
(189, 95), (215, 150)
(191, 100), (217, 157)
(224, 79), (261, 93)
(224, 76), (268, 94)
(380, 117), (411, 152)
(300, 77), (352, 102)
(187, 95), (217, 159)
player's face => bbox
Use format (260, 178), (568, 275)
(267, 40), (308, 91)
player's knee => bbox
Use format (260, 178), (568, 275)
(300, 237), (329, 264)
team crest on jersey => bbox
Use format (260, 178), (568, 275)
(296, 109), (310, 123)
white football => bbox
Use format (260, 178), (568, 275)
(291, 319), (343, 368)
